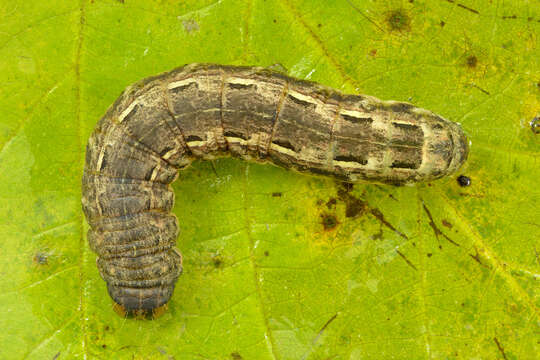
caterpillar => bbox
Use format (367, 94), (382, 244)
(82, 63), (469, 316)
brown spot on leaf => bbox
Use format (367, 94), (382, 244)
(466, 55), (478, 68)
(337, 188), (367, 218)
(385, 9), (411, 31)
(272, 192), (282, 197)
(231, 352), (243, 360)
(33, 252), (48, 265)
(321, 213), (339, 230)
(212, 255), (224, 268)
(442, 219), (453, 229)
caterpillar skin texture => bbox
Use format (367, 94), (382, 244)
(82, 63), (469, 313)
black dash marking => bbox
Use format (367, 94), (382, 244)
(392, 122), (419, 131)
(272, 192), (282, 197)
(341, 114), (373, 125)
(99, 151), (108, 171)
(287, 94), (316, 108)
(334, 154), (368, 165)
(396, 250), (417, 270)
(272, 139), (296, 151)
(227, 82), (256, 90)
(390, 160), (419, 170)
(144, 166), (157, 181)
(185, 135), (203, 142)
(457, 175), (471, 187)
(224, 130), (248, 140)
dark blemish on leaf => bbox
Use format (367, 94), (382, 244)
(339, 182), (354, 193)
(502, 15), (517, 20)
(345, 197), (366, 218)
(102, 344), (107, 349)
(315, 313), (338, 340)
(371, 227), (384, 241)
(388, 194), (398, 201)
(34, 252), (48, 265)
(182, 19), (200, 33)
(370, 208), (408, 239)
(466, 55), (478, 68)
(326, 198), (337, 209)
(493, 338), (508, 360)
(369, 49), (377, 57)
(469, 248), (490, 269)
(212, 255), (224, 268)
(385, 9), (411, 31)
(321, 213), (339, 230)
(273, 19), (277, 23)
(272, 192), (282, 197)
(422, 202), (460, 247)
(318, 23), (322, 28)
(316, 199), (324, 206)
(530, 116), (539, 134)
(264, 251), (269, 257)
(470, 83), (490, 95)
(53, 352), (61, 360)
(396, 250), (417, 270)
(446, 0), (480, 14)
(440, 20), (446, 27)
(427, 253), (433, 257)
(104, 325), (110, 331)
(457, 175), (471, 187)
(442, 219), (453, 229)
(231, 352), (243, 360)
(116, 0), (124, 3)
(337, 188), (367, 218)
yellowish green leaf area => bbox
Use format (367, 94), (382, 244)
(0, 0), (538, 359)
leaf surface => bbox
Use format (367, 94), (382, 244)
(0, 0), (538, 359)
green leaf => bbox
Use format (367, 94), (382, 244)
(1, 0), (538, 359)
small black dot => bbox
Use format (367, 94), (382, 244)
(457, 175), (471, 187)
(530, 116), (540, 134)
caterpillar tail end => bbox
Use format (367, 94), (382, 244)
(108, 248), (183, 319)
(108, 284), (177, 319)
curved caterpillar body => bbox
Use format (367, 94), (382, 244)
(82, 63), (468, 314)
